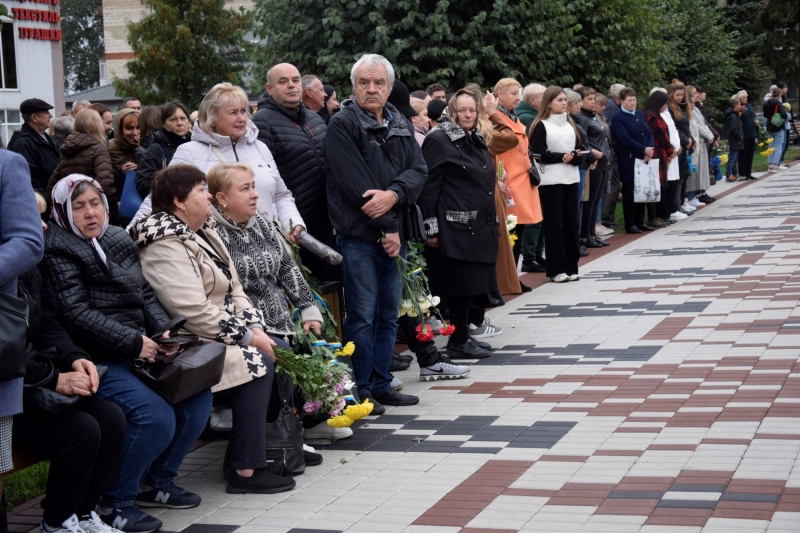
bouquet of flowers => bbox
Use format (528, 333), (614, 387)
(757, 126), (773, 147)
(507, 214), (518, 247)
(395, 242), (454, 341)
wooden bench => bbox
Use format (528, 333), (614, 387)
(7, 447), (41, 476)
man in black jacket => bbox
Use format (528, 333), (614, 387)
(324, 54), (427, 412)
(7, 99), (60, 193)
(252, 63), (332, 278)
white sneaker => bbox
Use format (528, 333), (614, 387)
(41, 514), (87, 533)
(687, 198), (706, 208)
(551, 273), (569, 283)
(391, 376), (404, 390)
(420, 361), (470, 381)
(79, 511), (123, 533)
(682, 202), (696, 212)
(425, 316), (445, 332)
(304, 423), (353, 440)
(595, 223), (614, 236)
(779, 164), (790, 170)
(569, 274), (581, 281)
(469, 318), (503, 338)
(209, 407), (232, 431)
(670, 211), (688, 221)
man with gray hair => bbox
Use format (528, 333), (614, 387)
(70, 99), (91, 117)
(323, 53), (427, 411)
(601, 83), (626, 228)
(51, 115), (75, 148)
(301, 74), (326, 113)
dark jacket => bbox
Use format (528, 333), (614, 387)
(515, 101), (538, 130)
(39, 224), (172, 362)
(419, 124), (498, 264)
(252, 94), (330, 239)
(568, 115), (598, 170)
(323, 100), (427, 243)
(610, 110), (655, 183)
(604, 97), (620, 122)
(135, 128), (192, 198)
(671, 103), (693, 179)
(646, 113), (675, 187)
(17, 267), (90, 391)
(7, 123), (60, 193)
(764, 99), (788, 133)
(46, 132), (115, 196)
(725, 108), (744, 151)
(741, 102), (758, 139)
(577, 108), (611, 169)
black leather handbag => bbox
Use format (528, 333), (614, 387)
(528, 150), (542, 187)
(23, 347), (108, 415)
(0, 291), (29, 381)
(404, 203), (427, 243)
(131, 316), (226, 404)
(265, 375), (305, 475)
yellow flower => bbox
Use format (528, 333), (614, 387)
(509, 233), (518, 247)
(767, 138), (774, 144)
(334, 342), (356, 357)
(719, 154), (728, 164)
(327, 415), (354, 428)
(344, 399), (374, 421)
(758, 142), (764, 147)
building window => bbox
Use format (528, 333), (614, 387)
(0, 21), (17, 89)
(0, 109), (21, 147)
(99, 58), (107, 86)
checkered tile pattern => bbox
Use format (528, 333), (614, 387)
(6, 166), (800, 532)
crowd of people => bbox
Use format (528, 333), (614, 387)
(0, 52), (795, 533)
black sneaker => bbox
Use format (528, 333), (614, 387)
(303, 449), (323, 467)
(521, 260), (546, 272)
(361, 394), (386, 415)
(579, 245), (589, 257)
(373, 387), (420, 406)
(100, 506), (162, 533)
(447, 338), (491, 359)
(389, 355), (410, 372)
(226, 467), (296, 494)
(135, 483), (201, 509)
(394, 352), (413, 363)
(469, 337), (493, 351)
(535, 256), (547, 267)
(698, 194), (716, 204)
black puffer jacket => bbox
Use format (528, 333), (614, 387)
(135, 128), (192, 198)
(39, 224), (172, 362)
(323, 100), (427, 243)
(251, 94), (329, 239)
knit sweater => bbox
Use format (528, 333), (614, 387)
(211, 208), (323, 336)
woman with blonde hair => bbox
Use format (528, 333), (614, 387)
(489, 78), (543, 294)
(129, 83), (304, 239)
(46, 109), (119, 222)
(409, 96), (430, 146)
(666, 80), (694, 212)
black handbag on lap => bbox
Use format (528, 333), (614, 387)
(0, 291), (29, 381)
(23, 347), (108, 415)
(265, 375), (305, 475)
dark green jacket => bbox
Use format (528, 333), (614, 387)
(516, 101), (538, 132)
(741, 102), (758, 140)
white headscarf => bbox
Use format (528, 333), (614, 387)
(50, 174), (110, 265)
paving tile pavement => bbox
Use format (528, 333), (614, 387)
(8, 165), (800, 532)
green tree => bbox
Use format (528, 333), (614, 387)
(61, 0), (104, 93)
(759, 0), (800, 87)
(722, 0), (774, 98)
(113, 0), (250, 109)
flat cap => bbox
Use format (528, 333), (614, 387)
(20, 98), (53, 114)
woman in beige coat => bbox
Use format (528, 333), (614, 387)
(130, 164), (303, 495)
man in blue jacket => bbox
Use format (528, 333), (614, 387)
(323, 54), (427, 412)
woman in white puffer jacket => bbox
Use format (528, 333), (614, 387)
(129, 83), (305, 236)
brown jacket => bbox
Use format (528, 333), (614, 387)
(131, 212), (269, 392)
(108, 137), (138, 171)
(47, 132), (116, 202)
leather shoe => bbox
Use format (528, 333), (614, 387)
(626, 226), (642, 234)
(389, 355), (410, 372)
(593, 237), (609, 247)
(640, 224), (654, 231)
(361, 394), (386, 415)
(521, 260), (546, 272)
(447, 338), (491, 359)
(535, 256), (547, 267)
(469, 338), (492, 351)
(373, 388), (419, 406)
(584, 239), (603, 248)
(394, 352), (413, 363)
(520, 282), (532, 293)
(579, 245), (589, 257)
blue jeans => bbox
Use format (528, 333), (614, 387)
(769, 130), (785, 166)
(96, 361), (212, 508)
(338, 236), (405, 397)
(726, 150), (739, 178)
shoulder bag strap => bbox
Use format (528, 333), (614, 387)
(210, 145), (229, 163)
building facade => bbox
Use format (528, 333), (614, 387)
(102, 0), (253, 82)
(0, 0), (64, 146)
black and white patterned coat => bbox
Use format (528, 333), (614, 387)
(130, 212), (268, 392)
(212, 208), (322, 336)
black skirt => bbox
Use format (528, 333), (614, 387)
(426, 252), (500, 298)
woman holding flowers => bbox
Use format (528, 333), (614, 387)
(764, 87), (789, 172)
(420, 89), (499, 360)
(130, 164), (318, 495)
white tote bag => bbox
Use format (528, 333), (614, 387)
(634, 158), (661, 203)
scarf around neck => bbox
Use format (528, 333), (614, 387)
(51, 174), (110, 265)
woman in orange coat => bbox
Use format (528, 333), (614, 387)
(489, 79), (543, 274)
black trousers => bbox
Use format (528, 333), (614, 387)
(740, 138), (756, 178)
(581, 168), (609, 239)
(621, 181), (645, 230)
(398, 315), (440, 367)
(13, 397), (126, 526)
(539, 183), (580, 277)
(658, 180), (681, 219)
(601, 160), (621, 225)
(447, 295), (473, 345)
